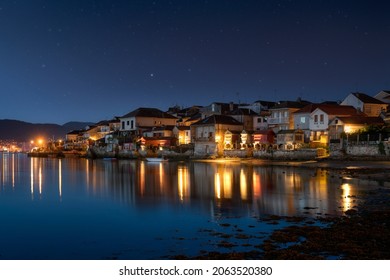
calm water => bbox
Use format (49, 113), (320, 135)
(0, 152), (382, 259)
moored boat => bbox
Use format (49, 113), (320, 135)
(145, 157), (168, 162)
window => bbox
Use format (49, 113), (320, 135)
(130, 120), (134, 129)
(127, 121), (130, 126)
(121, 121), (125, 130)
(257, 117), (262, 123)
(320, 114), (324, 123)
(314, 115), (318, 123)
(300, 117), (306, 124)
(295, 135), (303, 141)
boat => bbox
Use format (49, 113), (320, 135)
(145, 157), (168, 162)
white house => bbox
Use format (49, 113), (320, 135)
(119, 107), (177, 135)
(341, 92), (387, 117)
(293, 104), (320, 142)
(328, 116), (385, 140)
(309, 105), (362, 143)
(374, 90), (390, 104)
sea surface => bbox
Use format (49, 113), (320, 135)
(0, 152), (382, 259)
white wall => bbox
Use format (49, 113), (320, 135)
(120, 117), (136, 131)
(310, 108), (329, 131)
(294, 113), (310, 130)
(341, 94), (362, 112)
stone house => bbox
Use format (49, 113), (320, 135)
(191, 115), (243, 156)
(276, 129), (304, 150)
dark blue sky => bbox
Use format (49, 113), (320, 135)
(1, 0), (389, 124)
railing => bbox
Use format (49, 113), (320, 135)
(343, 133), (386, 144)
(267, 117), (289, 124)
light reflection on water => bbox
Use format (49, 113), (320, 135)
(0, 153), (386, 259)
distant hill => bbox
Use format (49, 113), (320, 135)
(62, 121), (94, 131)
(0, 119), (94, 142)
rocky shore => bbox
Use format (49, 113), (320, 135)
(174, 161), (390, 260)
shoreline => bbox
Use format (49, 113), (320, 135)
(172, 158), (390, 260)
(174, 186), (390, 260)
(6, 151), (390, 259)
(24, 150), (390, 180)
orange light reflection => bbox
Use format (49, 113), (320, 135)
(341, 183), (352, 210)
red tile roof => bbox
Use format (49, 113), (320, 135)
(294, 104), (363, 116)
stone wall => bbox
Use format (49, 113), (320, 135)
(329, 142), (344, 157)
(223, 149), (252, 158)
(346, 145), (380, 156)
(253, 149), (317, 160)
(88, 146), (139, 158)
(193, 141), (218, 157)
(329, 141), (390, 157)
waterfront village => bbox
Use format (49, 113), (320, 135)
(5, 90), (390, 160)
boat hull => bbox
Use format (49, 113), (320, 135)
(145, 157), (168, 162)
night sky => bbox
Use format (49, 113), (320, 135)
(1, 0), (390, 124)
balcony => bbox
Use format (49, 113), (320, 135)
(267, 117), (289, 125)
